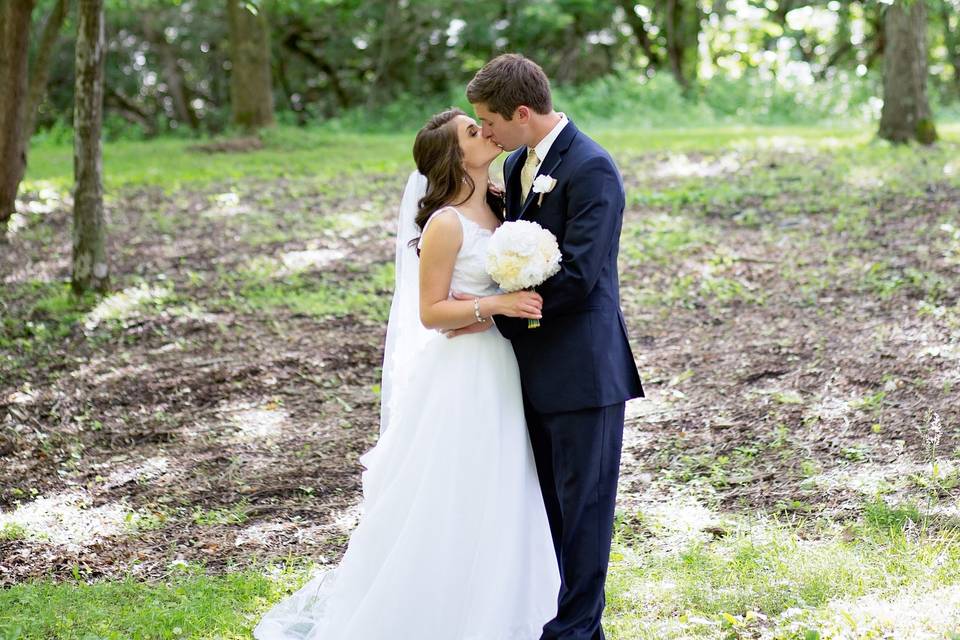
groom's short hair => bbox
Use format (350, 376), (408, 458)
(466, 54), (552, 120)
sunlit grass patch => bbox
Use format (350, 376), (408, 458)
(630, 269), (766, 310)
(83, 282), (176, 330)
(191, 503), (250, 527)
(218, 258), (394, 323)
(0, 564), (310, 640)
(0, 282), (100, 374)
(0, 522), (28, 541)
(621, 213), (712, 266)
(605, 509), (960, 639)
(25, 128), (414, 191)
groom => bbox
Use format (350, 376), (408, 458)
(459, 54), (644, 640)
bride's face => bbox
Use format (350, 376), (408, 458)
(454, 115), (501, 169)
(472, 103), (526, 152)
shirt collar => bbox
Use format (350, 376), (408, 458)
(530, 113), (568, 164)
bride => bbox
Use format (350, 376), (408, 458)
(253, 108), (561, 639)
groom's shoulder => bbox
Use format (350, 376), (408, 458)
(563, 122), (609, 160)
(567, 128), (618, 174)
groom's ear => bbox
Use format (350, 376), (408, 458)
(514, 106), (530, 123)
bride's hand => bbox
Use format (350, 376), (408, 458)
(450, 290), (542, 321)
(493, 290), (543, 319)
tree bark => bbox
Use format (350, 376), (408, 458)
(0, 0), (36, 234)
(280, 25), (350, 109)
(227, 0), (274, 129)
(26, 0), (71, 138)
(664, 0), (699, 90)
(618, 0), (662, 69)
(940, 0), (960, 99)
(879, 1), (938, 145)
(143, 11), (200, 130)
(817, 0), (853, 80)
(366, 0), (399, 109)
(72, 0), (109, 293)
(865, 2), (887, 69)
(105, 85), (158, 135)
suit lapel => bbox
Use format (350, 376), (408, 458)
(517, 121), (579, 221)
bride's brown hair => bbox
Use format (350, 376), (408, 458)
(411, 108), (503, 248)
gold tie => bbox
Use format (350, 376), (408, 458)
(520, 148), (539, 201)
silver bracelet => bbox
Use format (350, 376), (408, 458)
(473, 297), (486, 323)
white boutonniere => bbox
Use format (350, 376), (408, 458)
(531, 175), (557, 206)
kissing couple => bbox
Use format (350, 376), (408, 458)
(255, 53), (644, 640)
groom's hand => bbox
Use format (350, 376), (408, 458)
(444, 322), (492, 339)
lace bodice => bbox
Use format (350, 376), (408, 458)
(419, 207), (499, 298)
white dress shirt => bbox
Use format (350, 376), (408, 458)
(528, 112), (568, 169)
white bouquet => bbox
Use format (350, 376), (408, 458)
(486, 220), (562, 328)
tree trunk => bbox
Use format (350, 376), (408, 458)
(879, 1), (937, 145)
(143, 11), (199, 130)
(367, 0), (399, 109)
(0, 0), (36, 234)
(865, 2), (887, 69)
(280, 25), (350, 109)
(72, 0), (109, 294)
(227, 0), (274, 130)
(618, 0), (662, 69)
(940, 0), (960, 99)
(26, 0), (71, 138)
(664, 0), (699, 91)
(817, 0), (853, 80)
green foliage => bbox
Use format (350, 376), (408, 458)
(24, 0), (960, 139)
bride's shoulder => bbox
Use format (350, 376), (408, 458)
(418, 207), (463, 251)
(423, 206), (462, 233)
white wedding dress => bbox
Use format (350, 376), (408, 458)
(254, 206), (560, 640)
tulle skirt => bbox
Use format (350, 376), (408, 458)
(254, 326), (560, 640)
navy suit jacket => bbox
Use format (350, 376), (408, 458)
(494, 120), (644, 414)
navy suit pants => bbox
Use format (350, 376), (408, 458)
(524, 398), (626, 640)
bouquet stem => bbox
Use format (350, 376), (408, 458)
(528, 318), (541, 329)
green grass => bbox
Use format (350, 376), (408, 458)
(24, 128), (414, 191)
(8, 122), (960, 639)
(25, 123), (960, 194)
(191, 503), (250, 527)
(218, 258), (395, 323)
(0, 566), (303, 640)
(0, 523), (28, 542)
(605, 508), (960, 639)
(2, 510), (957, 640)
(0, 282), (99, 378)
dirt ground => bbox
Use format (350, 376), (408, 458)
(2, 141), (959, 586)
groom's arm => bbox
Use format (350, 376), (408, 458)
(537, 155), (624, 316)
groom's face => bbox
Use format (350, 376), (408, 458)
(472, 103), (527, 153)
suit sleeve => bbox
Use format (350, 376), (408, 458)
(537, 155), (624, 316)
